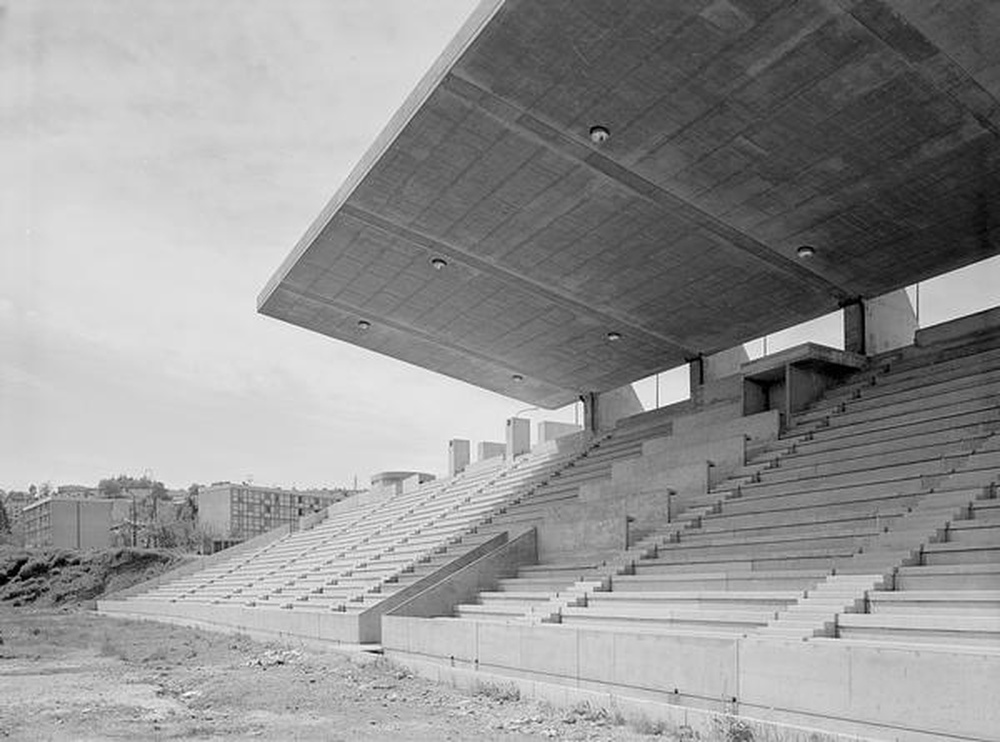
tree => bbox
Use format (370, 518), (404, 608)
(98, 478), (122, 497)
(0, 499), (10, 534)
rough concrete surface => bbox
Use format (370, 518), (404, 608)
(0, 607), (687, 741)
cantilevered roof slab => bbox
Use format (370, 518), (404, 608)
(260, 0), (1000, 408)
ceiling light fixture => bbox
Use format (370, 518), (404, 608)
(589, 125), (610, 144)
(606, 331), (623, 342)
(430, 257), (448, 270)
(357, 320), (371, 330)
(796, 245), (817, 259)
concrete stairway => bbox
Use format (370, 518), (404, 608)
(459, 329), (1000, 638)
(127, 438), (592, 614)
(837, 496), (1000, 647)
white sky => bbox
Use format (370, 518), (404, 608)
(2, 1), (998, 492)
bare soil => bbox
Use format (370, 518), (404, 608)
(0, 607), (685, 741)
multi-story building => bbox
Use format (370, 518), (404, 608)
(197, 484), (352, 540)
(21, 496), (114, 549)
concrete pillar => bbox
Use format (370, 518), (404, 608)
(688, 356), (705, 390)
(505, 417), (530, 458)
(843, 290), (917, 355)
(865, 289), (917, 354)
(704, 345), (750, 380)
(448, 439), (470, 477)
(537, 421), (583, 443)
(582, 392), (598, 434)
(477, 441), (505, 461)
(843, 299), (866, 354)
(690, 345), (749, 409)
(582, 385), (645, 432)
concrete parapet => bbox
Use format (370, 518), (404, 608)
(477, 441), (505, 461)
(613, 436), (744, 490)
(915, 305), (1000, 349)
(538, 421), (583, 443)
(739, 637), (1000, 741)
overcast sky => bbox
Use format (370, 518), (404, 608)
(2, 1), (998, 493)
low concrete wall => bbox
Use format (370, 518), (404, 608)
(536, 505), (629, 562)
(383, 618), (1000, 741)
(384, 618), (736, 705)
(612, 436), (742, 490)
(915, 305), (1000, 348)
(98, 598), (370, 645)
(652, 409), (779, 451)
(739, 637), (1000, 741)
(577, 465), (706, 514)
(388, 653), (875, 742)
(389, 529), (537, 619)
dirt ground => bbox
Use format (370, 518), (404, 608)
(0, 606), (688, 741)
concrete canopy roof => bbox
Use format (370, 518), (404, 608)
(259, 0), (1000, 408)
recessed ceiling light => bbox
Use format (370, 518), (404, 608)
(430, 257), (448, 270)
(357, 320), (371, 330)
(589, 125), (610, 144)
(511, 374), (524, 382)
(796, 245), (817, 259)
(606, 331), (623, 342)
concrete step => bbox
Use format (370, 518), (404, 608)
(838, 612), (1000, 647)
(896, 564), (1000, 591)
(868, 589), (1000, 616)
(923, 543), (1000, 566)
(610, 570), (827, 592)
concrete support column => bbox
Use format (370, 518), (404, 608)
(581, 385), (644, 433)
(690, 345), (750, 409)
(582, 392), (598, 434)
(448, 439), (470, 477)
(865, 289), (918, 354)
(688, 356), (705, 390)
(505, 417), (530, 458)
(843, 299), (866, 354)
(843, 290), (917, 355)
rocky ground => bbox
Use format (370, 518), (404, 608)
(0, 606), (695, 741)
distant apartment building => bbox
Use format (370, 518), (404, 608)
(197, 484), (351, 540)
(21, 497), (114, 549)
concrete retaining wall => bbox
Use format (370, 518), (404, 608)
(383, 618), (1000, 741)
(98, 598), (371, 644)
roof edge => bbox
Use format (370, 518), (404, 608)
(256, 0), (507, 313)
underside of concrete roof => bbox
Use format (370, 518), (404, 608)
(260, 0), (1000, 408)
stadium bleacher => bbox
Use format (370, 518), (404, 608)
(101, 311), (1000, 741)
